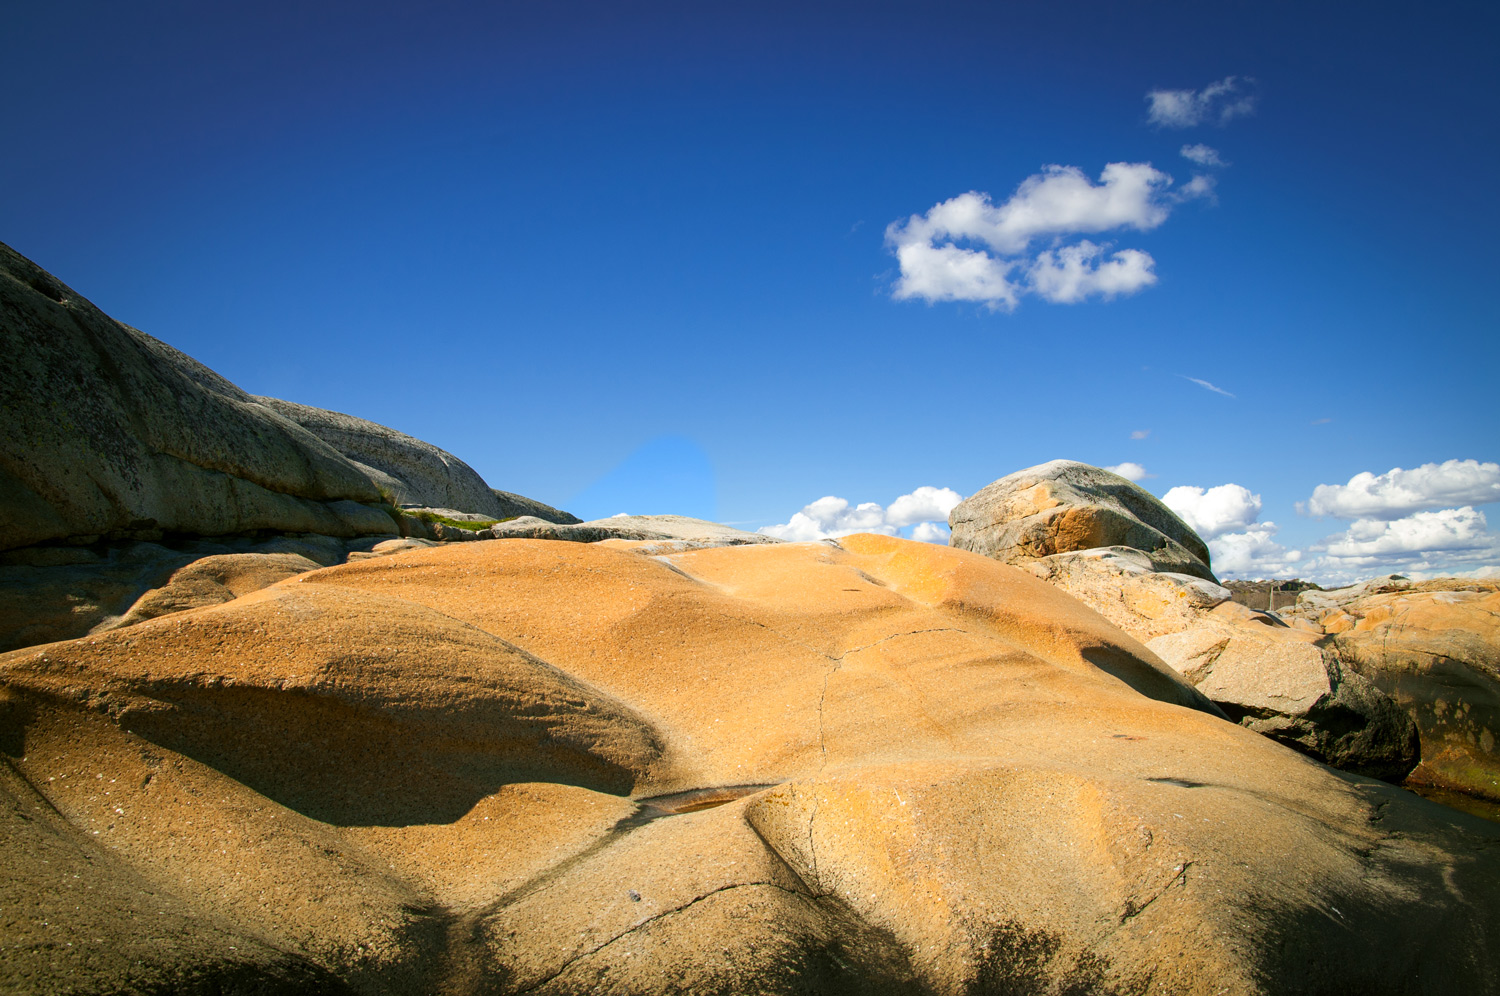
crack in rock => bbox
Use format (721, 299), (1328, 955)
(513, 881), (808, 995)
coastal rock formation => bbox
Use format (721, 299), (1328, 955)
(1022, 546), (1233, 642)
(1148, 607), (1420, 781)
(953, 468), (1420, 783)
(255, 397), (579, 525)
(0, 242), (394, 550)
(0, 241), (573, 553)
(949, 460), (1216, 581)
(1292, 580), (1500, 801)
(4, 536), (1497, 994)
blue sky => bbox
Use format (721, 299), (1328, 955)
(4, 1), (1497, 582)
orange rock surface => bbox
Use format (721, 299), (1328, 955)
(2, 536), (1497, 994)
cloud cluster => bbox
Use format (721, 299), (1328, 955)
(1162, 483), (1262, 539)
(1105, 462), (1148, 482)
(1302, 460), (1500, 519)
(759, 486), (962, 544)
(1209, 523), (1302, 577)
(1147, 77), (1256, 128)
(1190, 458), (1500, 583)
(886, 162), (1211, 310)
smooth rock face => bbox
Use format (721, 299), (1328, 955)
(0, 242), (403, 551)
(3, 536), (1496, 995)
(0, 242), (571, 554)
(950, 460), (1216, 581)
(1309, 583), (1500, 801)
(255, 397), (579, 524)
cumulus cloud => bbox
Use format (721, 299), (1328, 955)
(1302, 460), (1500, 520)
(759, 487), (963, 543)
(886, 486), (964, 527)
(1105, 462), (1149, 482)
(1295, 507), (1500, 584)
(1318, 507), (1493, 559)
(1162, 483), (1262, 539)
(1181, 376), (1235, 398)
(1209, 522), (1303, 579)
(887, 162), (1209, 310)
(1028, 242), (1157, 303)
(1180, 143), (1226, 167)
(911, 521), (951, 544)
(1147, 76), (1256, 128)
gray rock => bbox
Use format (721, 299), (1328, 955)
(489, 489), (581, 525)
(949, 460), (1216, 581)
(255, 397), (578, 522)
(0, 241), (401, 551)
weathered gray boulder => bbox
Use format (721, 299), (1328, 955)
(1148, 613), (1420, 782)
(1, 241), (576, 554)
(949, 460), (1216, 581)
(0, 241), (399, 551)
(255, 397), (580, 525)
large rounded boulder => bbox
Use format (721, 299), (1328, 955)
(949, 460), (1216, 581)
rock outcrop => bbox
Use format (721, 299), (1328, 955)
(949, 460), (1216, 580)
(0, 242), (397, 550)
(0, 241), (573, 553)
(1022, 546), (1234, 642)
(1148, 605), (1420, 782)
(1285, 578), (1500, 801)
(254, 397), (579, 525)
(3, 536), (1498, 994)
(951, 465), (1421, 782)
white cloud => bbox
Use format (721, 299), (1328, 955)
(1174, 174), (1217, 204)
(1130, 429), (1151, 440)
(1181, 375), (1235, 398)
(887, 162), (1203, 310)
(1318, 507), (1492, 559)
(1162, 483), (1262, 539)
(1302, 460), (1500, 520)
(1210, 522), (1304, 579)
(1295, 506), (1500, 585)
(911, 521), (951, 544)
(1105, 462), (1149, 482)
(1147, 76), (1256, 128)
(886, 486), (964, 527)
(889, 240), (1020, 309)
(759, 487), (964, 544)
(1028, 242), (1157, 303)
(1180, 143), (1227, 167)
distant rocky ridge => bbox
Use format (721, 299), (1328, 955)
(0, 240), (575, 554)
